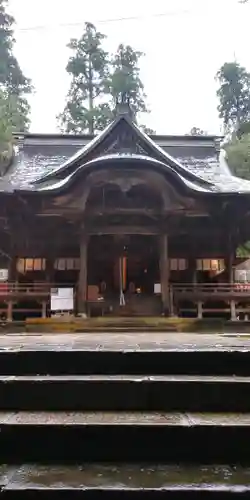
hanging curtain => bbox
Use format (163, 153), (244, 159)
(122, 256), (127, 290)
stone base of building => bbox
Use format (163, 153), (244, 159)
(23, 316), (233, 334)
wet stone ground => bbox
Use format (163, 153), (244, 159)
(1, 464), (250, 490)
(0, 333), (249, 491)
(0, 332), (250, 351)
(0, 411), (249, 426)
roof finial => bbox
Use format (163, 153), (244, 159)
(114, 92), (135, 121)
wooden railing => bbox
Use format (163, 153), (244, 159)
(172, 282), (250, 320)
(0, 281), (249, 322)
(0, 282), (76, 322)
(172, 282), (250, 298)
(0, 282), (74, 295)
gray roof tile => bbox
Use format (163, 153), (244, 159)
(5, 145), (78, 189)
(3, 126), (250, 194)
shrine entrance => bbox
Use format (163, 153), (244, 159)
(78, 162), (180, 315)
(87, 234), (160, 298)
(86, 234), (161, 315)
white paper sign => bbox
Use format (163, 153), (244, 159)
(154, 283), (161, 294)
(235, 269), (250, 283)
(50, 287), (74, 311)
(0, 269), (8, 282)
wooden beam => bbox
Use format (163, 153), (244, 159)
(77, 233), (88, 314)
(87, 225), (160, 235)
(159, 234), (170, 315)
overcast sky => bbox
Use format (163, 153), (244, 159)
(8, 0), (249, 135)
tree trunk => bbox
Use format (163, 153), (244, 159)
(88, 55), (94, 134)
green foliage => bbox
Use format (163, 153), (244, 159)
(140, 124), (155, 135)
(0, 90), (19, 162)
(219, 61), (250, 257)
(58, 100), (112, 134)
(0, 92), (12, 146)
(0, 0), (31, 133)
(58, 23), (110, 134)
(106, 44), (147, 116)
(0, 90), (26, 137)
(216, 62), (250, 133)
(237, 120), (250, 139)
(59, 24), (149, 133)
(0, 0), (30, 94)
(189, 127), (207, 135)
(237, 241), (250, 258)
(225, 133), (250, 179)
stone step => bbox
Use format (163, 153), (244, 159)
(1, 463), (250, 499)
(1, 375), (250, 412)
(1, 348), (250, 376)
(0, 412), (250, 463)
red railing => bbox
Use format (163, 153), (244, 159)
(0, 281), (249, 321)
(172, 282), (250, 296)
(0, 282), (76, 296)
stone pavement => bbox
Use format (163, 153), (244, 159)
(0, 332), (250, 351)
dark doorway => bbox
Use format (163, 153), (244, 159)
(88, 234), (160, 295)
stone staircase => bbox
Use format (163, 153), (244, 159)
(0, 346), (250, 496)
(113, 294), (162, 317)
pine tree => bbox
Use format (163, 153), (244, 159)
(59, 25), (150, 134)
(0, 0), (32, 132)
(107, 44), (147, 117)
(58, 23), (111, 134)
(216, 62), (250, 133)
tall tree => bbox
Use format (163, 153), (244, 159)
(225, 134), (250, 180)
(59, 26), (150, 133)
(58, 22), (111, 134)
(216, 62), (250, 133)
(0, 90), (23, 170)
(0, 0), (31, 131)
(107, 44), (147, 117)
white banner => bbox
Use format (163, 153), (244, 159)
(50, 287), (74, 311)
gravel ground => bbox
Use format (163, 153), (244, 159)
(0, 332), (249, 351)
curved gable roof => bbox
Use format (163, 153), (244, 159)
(2, 115), (250, 196)
(37, 154), (213, 196)
(33, 115), (213, 191)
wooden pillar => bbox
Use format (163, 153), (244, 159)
(41, 301), (47, 319)
(227, 232), (236, 321)
(230, 299), (236, 321)
(46, 257), (55, 286)
(189, 257), (197, 285)
(7, 300), (13, 322)
(227, 252), (234, 284)
(225, 248), (234, 284)
(78, 233), (88, 314)
(8, 257), (17, 284)
(159, 234), (169, 315)
(226, 233), (234, 284)
(197, 301), (203, 319)
(169, 284), (174, 317)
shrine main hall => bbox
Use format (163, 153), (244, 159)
(0, 99), (250, 320)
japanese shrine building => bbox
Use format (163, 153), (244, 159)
(1, 101), (250, 319)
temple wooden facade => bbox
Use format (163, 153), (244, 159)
(1, 100), (250, 320)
